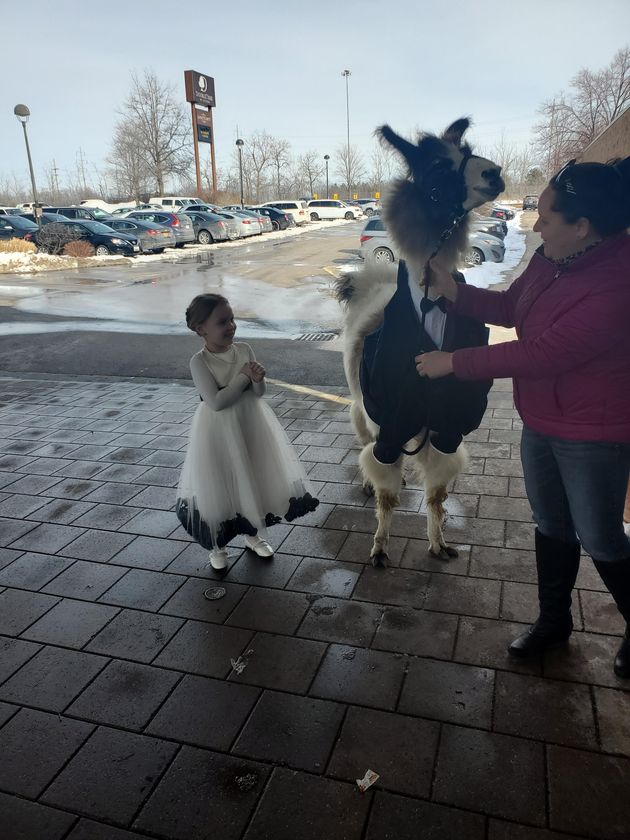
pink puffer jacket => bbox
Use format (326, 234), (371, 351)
(451, 233), (630, 441)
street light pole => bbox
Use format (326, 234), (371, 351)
(341, 70), (351, 201)
(324, 154), (330, 199)
(235, 138), (244, 208)
(13, 103), (41, 228)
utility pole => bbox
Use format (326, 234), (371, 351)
(52, 160), (60, 202)
(342, 70), (351, 200)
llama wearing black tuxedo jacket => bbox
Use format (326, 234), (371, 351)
(336, 118), (504, 565)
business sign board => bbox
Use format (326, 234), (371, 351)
(184, 71), (216, 108)
(197, 125), (212, 144)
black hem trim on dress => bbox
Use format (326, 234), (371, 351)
(176, 492), (319, 550)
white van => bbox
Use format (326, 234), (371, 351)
(263, 200), (310, 226)
(307, 199), (363, 221)
(149, 196), (198, 211)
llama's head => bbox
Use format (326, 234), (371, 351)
(376, 118), (505, 267)
(378, 118), (504, 217)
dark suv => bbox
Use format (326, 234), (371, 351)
(45, 206), (113, 221)
(522, 195), (539, 211)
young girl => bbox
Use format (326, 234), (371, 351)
(176, 293), (319, 570)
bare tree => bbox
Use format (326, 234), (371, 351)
(334, 144), (367, 200)
(296, 151), (324, 198)
(107, 122), (151, 201)
(534, 46), (630, 176)
(239, 131), (275, 201)
(113, 69), (193, 195)
(367, 140), (398, 196)
(269, 138), (292, 198)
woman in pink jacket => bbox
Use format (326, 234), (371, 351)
(417, 156), (630, 678)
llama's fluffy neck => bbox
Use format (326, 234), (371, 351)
(383, 179), (470, 283)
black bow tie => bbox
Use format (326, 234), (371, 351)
(420, 296), (448, 314)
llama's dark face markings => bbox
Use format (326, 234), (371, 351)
(377, 119), (504, 216)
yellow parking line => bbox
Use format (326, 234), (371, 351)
(266, 378), (352, 406)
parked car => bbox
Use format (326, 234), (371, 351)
(307, 199), (363, 221)
(110, 204), (161, 216)
(263, 200), (310, 226)
(490, 205), (515, 221)
(103, 218), (176, 253)
(464, 232), (505, 265)
(215, 211), (259, 238)
(477, 213), (508, 235)
(355, 198), (381, 216)
(223, 208), (273, 234)
(470, 216), (506, 239)
(17, 202), (51, 213)
(247, 205), (292, 230)
(149, 196), (198, 210)
(19, 212), (70, 225)
(185, 211), (239, 244)
(125, 211), (195, 247)
(359, 216), (397, 262)
(44, 206), (114, 222)
(182, 203), (221, 213)
(0, 214), (39, 240)
(29, 220), (139, 256)
(522, 194), (539, 210)
(359, 216), (504, 265)
(0, 207), (23, 215)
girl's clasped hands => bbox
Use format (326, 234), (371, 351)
(241, 361), (266, 382)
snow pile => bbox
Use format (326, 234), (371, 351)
(462, 212), (527, 289)
(0, 217), (357, 275)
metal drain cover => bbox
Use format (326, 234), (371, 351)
(294, 332), (337, 341)
(204, 586), (226, 600)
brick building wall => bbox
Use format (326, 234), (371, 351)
(578, 107), (630, 163)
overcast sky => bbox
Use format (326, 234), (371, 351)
(2, 0), (629, 193)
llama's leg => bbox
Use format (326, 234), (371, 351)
(359, 444), (403, 567)
(425, 484), (457, 560)
(419, 442), (468, 560)
(351, 401), (377, 496)
(351, 401), (374, 447)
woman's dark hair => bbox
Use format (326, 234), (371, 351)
(549, 155), (630, 236)
(185, 293), (229, 333)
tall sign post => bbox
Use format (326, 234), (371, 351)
(184, 70), (217, 196)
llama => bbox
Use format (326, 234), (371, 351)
(336, 118), (504, 566)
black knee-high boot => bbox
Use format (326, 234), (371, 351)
(508, 529), (581, 658)
(592, 557), (630, 678)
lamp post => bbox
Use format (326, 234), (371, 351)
(341, 70), (351, 200)
(324, 154), (330, 199)
(235, 138), (244, 208)
(13, 103), (41, 227)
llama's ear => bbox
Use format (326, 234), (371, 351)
(376, 125), (419, 161)
(442, 118), (471, 146)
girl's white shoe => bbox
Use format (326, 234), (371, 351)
(244, 535), (274, 557)
(208, 548), (229, 570)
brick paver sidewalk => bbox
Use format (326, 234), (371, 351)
(0, 373), (629, 840)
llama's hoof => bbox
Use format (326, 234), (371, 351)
(429, 545), (459, 560)
(362, 481), (374, 498)
(371, 551), (388, 568)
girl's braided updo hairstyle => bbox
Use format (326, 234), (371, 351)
(185, 293), (229, 334)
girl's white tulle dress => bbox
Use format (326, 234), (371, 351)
(176, 342), (318, 549)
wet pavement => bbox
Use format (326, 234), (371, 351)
(0, 372), (629, 840)
(0, 222), (362, 341)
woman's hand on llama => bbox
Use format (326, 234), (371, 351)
(415, 351), (454, 379)
(428, 257), (458, 302)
